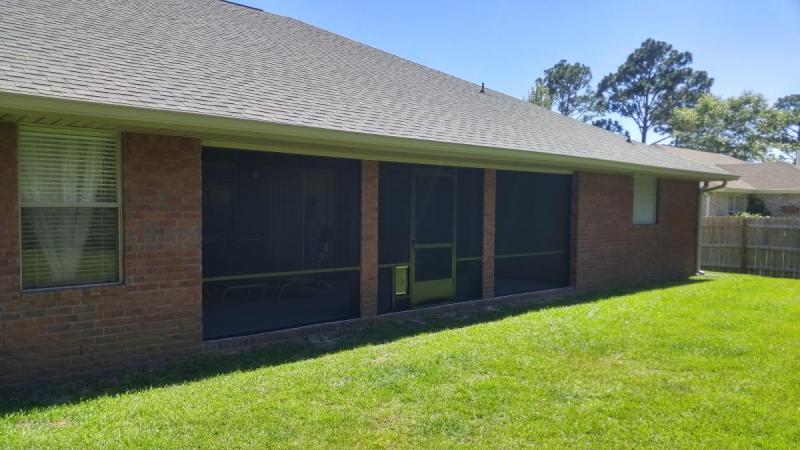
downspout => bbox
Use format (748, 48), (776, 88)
(696, 180), (728, 275)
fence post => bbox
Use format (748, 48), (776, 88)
(740, 218), (748, 273)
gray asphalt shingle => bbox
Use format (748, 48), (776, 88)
(717, 163), (800, 191)
(658, 145), (747, 166)
(0, 0), (729, 176)
(660, 145), (800, 191)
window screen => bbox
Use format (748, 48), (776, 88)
(18, 127), (120, 290)
(633, 175), (658, 225)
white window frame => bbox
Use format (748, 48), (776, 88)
(632, 175), (658, 225)
(17, 125), (123, 291)
(727, 194), (745, 215)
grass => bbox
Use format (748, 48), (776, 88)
(2, 273), (799, 448)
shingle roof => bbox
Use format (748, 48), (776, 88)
(717, 162), (800, 192)
(658, 145), (745, 166)
(0, 0), (729, 177)
(658, 145), (800, 192)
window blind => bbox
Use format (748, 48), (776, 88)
(18, 128), (120, 289)
(632, 175), (658, 225)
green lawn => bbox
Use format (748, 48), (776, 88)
(2, 273), (799, 448)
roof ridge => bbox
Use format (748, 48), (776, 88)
(218, 0), (262, 12)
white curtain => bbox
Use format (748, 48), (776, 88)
(28, 142), (102, 283)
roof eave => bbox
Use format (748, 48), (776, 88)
(719, 188), (800, 195)
(0, 91), (736, 181)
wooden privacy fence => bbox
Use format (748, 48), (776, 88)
(700, 216), (800, 278)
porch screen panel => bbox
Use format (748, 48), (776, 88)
(378, 163), (411, 266)
(495, 171), (572, 296)
(455, 168), (483, 301)
(377, 163), (412, 313)
(202, 148), (360, 339)
(377, 164), (484, 311)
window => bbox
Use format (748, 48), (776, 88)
(632, 175), (658, 225)
(727, 194), (745, 215)
(19, 127), (121, 290)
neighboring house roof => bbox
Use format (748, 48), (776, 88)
(659, 145), (800, 193)
(0, 0), (732, 179)
(716, 162), (800, 193)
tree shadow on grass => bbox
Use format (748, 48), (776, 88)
(0, 276), (714, 416)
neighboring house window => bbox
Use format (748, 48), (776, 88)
(727, 194), (745, 215)
(632, 175), (658, 225)
(18, 127), (121, 290)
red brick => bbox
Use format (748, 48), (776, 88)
(360, 160), (379, 317)
(573, 172), (698, 289)
(0, 129), (203, 388)
(482, 169), (496, 299)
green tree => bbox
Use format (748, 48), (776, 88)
(535, 60), (600, 121)
(597, 39), (713, 143)
(526, 79), (553, 109)
(671, 92), (784, 161)
(774, 94), (800, 163)
(745, 195), (771, 217)
(591, 118), (626, 135)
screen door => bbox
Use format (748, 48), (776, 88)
(411, 169), (456, 305)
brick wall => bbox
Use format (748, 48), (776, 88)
(482, 169), (496, 298)
(572, 172), (698, 290)
(0, 123), (21, 387)
(360, 160), (379, 317)
(0, 128), (203, 388)
(757, 194), (800, 217)
(0, 123), (703, 388)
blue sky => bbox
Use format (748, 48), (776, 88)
(242, 0), (800, 142)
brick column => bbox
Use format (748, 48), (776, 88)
(0, 123), (21, 386)
(482, 169), (496, 299)
(0, 123), (19, 296)
(360, 160), (379, 317)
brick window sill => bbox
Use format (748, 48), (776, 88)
(20, 282), (126, 299)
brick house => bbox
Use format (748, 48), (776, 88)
(0, 0), (735, 388)
(661, 146), (800, 217)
